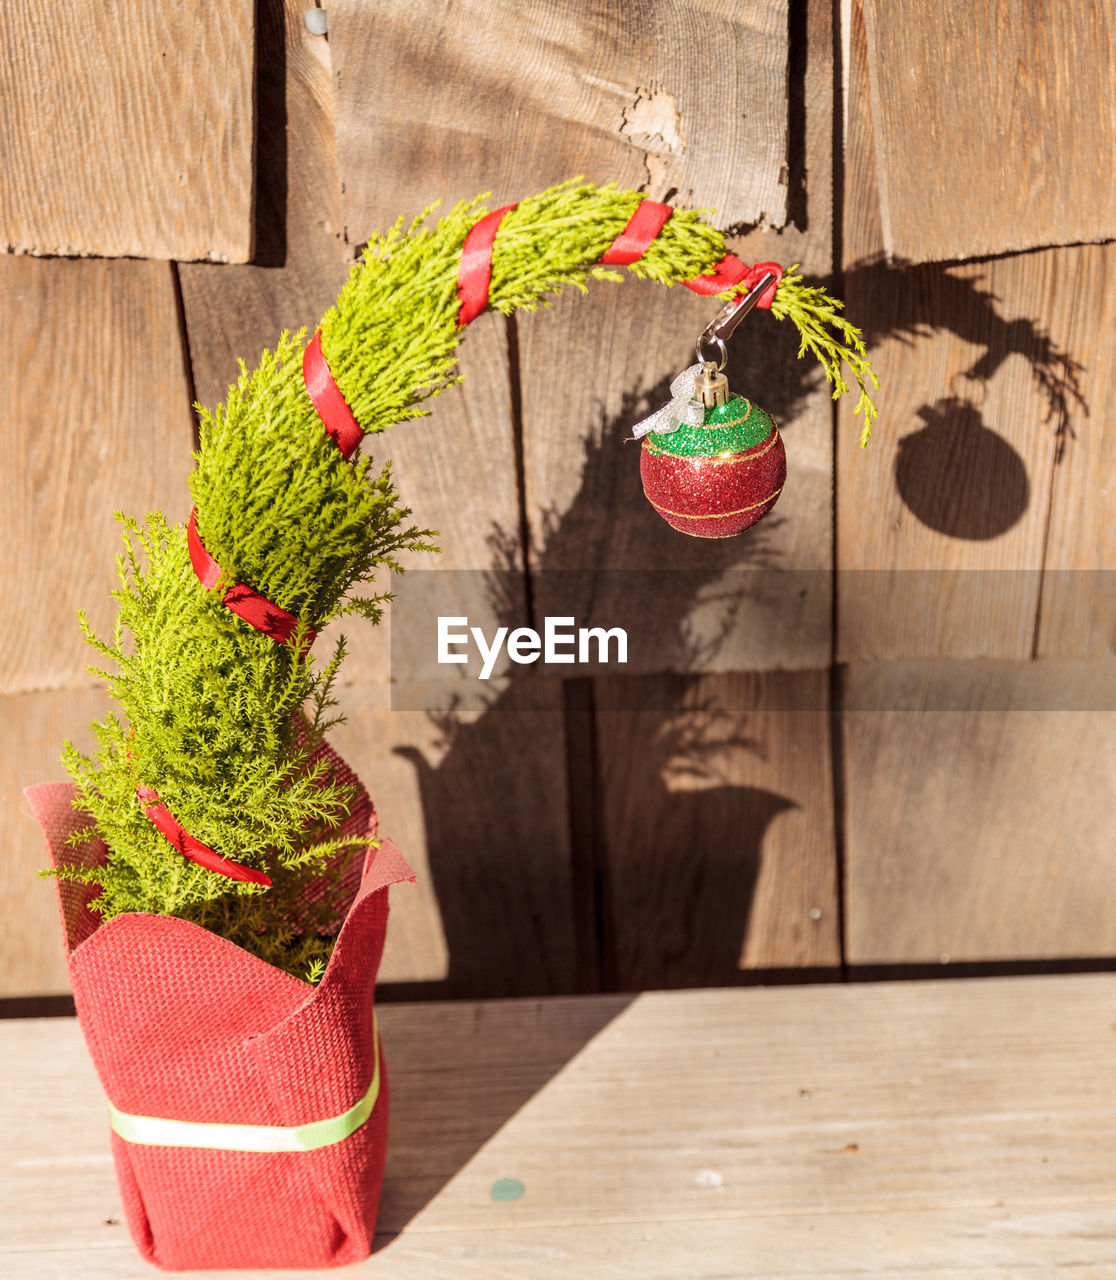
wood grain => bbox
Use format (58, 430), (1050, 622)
(1036, 242), (1116, 657)
(839, 1), (1075, 660)
(518, 0), (834, 675)
(840, 0), (886, 267)
(177, 0), (349, 414)
(329, 0), (788, 250)
(594, 669), (839, 985)
(842, 660), (1116, 965)
(0, 686), (110, 998)
(0, 1), (255, 261)
(836, 252), (1069, 660)
(6, 976), (1116, 1275)
(0, 256), (197, 695)
(861, 0), (1116, 264)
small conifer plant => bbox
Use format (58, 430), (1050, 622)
(54, 181), (877, 980)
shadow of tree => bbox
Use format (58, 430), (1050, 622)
(849, 255), (1085, 431)
(846, 256), (1086, 536)
(591, 681), (799, 990)
(384, 358), (808, 1001)
(380, 250), (1091, 1004)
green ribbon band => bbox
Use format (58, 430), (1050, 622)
(108, 1015), (381, 1153)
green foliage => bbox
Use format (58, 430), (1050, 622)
(55, 179), (878, 980)
(771, 267), (880, 445)
(57, 513), (379, 967)
(318, 182), (731, 435)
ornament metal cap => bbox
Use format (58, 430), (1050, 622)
(695, 365), (730, 407)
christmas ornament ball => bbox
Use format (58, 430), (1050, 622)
(640, 393), (786, 537)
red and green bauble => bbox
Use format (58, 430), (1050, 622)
(640, 392), (786, 538)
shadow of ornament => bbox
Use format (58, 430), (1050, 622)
(895, 397), (1030, 540)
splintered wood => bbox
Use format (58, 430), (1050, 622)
(0, 0), (255, 260)
(328, 0), (789, 247)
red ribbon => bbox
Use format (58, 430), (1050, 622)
(601, 200), (674, 264)
(458, 203), (518, 326)
(598, 203), (782, 308)
(740, 261), (783, 308)
(683, 253), (749, 295)
(683, 255), (783, 306)
(303, 329), (364, 460)
(187, 507), (316, 651)
(136, 785), (273, 886)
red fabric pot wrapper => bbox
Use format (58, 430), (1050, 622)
(25, 742), (415, 1272)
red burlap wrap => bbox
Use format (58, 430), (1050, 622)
(25, 744), (415, 1272)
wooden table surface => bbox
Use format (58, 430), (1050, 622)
(3, 974), (1116, 1277)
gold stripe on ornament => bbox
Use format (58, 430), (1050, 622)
(649, 482), (785, 522)
(704, 399), (753, 429)
(645, 426), (781, 463)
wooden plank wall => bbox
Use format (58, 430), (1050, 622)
(838, 0), (1116, 968)
(0, 1), (255, 260)
(2, 0), (1113, 1001)
(0, 259), (197, 998)
(860, 0), (1116, 264)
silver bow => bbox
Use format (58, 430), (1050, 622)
(629, 364), (706, 439)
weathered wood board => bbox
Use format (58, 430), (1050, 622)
(178, 0), (350, 412)
(6, 976), (1116, 1275)
(329, 0), (788, 249)
(0, 686), (110, 998)
(839, 0), (1075, 661)
(518, 0), (833, 675)
(842, 660), (1116, 965)
(327, 679), (579, 998)
(0, 256), (197, 695)
(841, 0), (886, 268)
(0, 0), (255, 260)
(1035, 242), (1116, 657)
(861, 0), (1116, 264)
(594, 669), (839, 986)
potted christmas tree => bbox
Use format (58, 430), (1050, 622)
(27, 181), (876, 1270)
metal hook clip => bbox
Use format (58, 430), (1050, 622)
(695, 270), (778, 368)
